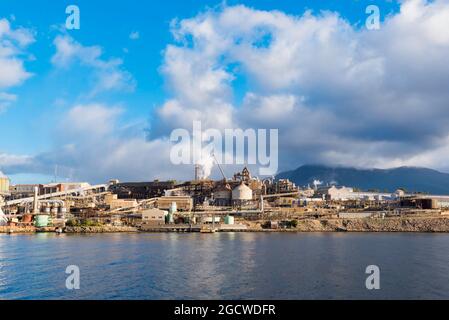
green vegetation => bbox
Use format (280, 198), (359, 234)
(290, 220), (298, 228)
(65, 219), (77, 227)
(283, 220), (298, 228)
(66, 219), (103, 227)
(261, 221), (271, 229)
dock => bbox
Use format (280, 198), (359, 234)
(140, 223), (247, 233)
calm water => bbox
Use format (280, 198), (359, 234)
(1, 232), (449, 299)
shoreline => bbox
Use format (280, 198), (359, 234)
(3, 217), (449, 234)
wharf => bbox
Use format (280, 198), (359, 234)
(139, 223), (248, 233)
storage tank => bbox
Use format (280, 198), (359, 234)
(0, 171), (10, 194)
(169, 202), (177, 214)
(224, 215), (235, 225)
(166, 212), (174, 224)
(22, 214), (33, 223)
(232, 182), (253, 201)
(34, 215), (49, 227)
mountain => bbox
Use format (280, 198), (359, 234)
(276, 165), (449, 195)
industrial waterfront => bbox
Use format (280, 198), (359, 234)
(2, 232), (449, 299)
(3, 164), (449, 234)
(2, 160), (449, 300)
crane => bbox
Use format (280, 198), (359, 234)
(212, 152), (227, 181)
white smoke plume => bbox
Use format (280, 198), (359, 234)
(313, 180), (323, 189)
(196, 154), (215, 179)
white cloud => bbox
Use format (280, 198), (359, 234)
(37, 104), (189, 182)
(0, 152), (32, 167)
(51, 35), (136, 95)
(0, 18), (34, 112)
(6, 0), (449, 183)
(153, 0), (449, 173)
(61, 104), (123, 137)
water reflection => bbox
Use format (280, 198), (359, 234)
(1, 233), (449, 299)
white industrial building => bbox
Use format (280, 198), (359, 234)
(324, 186), (399, 201)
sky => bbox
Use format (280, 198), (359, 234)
(1, 0), (449, 184)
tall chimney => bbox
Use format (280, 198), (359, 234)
(195, 164), (201, 181)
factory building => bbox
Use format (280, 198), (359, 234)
(109, 181), (176, 199)
(174, 180), (215, 206)
(157, 196), (193, 212)
(400, 195), (449, 210)
(158, 167), (265, 209)
(39, 182), (91, 195)
(9, 184), (37, 199)
(265, 178), (298, 195)
(322, 186), (396, 201)
(104, 193), (138, 210)
(213, 182), (232, 206)
(141, 208), (167, 226)
(233, 167), (252, 183)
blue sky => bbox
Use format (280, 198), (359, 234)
(1, 0), (449, 184)
(0, 0), (400, 153)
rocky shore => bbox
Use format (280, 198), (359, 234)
(3, 218), (449, 234)
(293, 217), (449, 233)
(0, 226), (36, 233)
(64, 226), (138, 233)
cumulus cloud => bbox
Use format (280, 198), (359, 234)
(152, 0), (449, 173)
(5, 0), (449, 183)
(0, 152), (32, 168)
(51, 35), (136, 95)
(0, 18), (34, 112)
(10, 104), (189, 183)
(4, 103), (252, 182)
(62, 104), (123, 137)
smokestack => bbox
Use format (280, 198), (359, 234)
(33, 186), (39, 214)
(195, 165), (201, 181)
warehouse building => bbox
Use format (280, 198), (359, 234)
(400, 196), (449, 209)
(141, 208), (167, 226)
(9, 184), (36, 198)
(157, 196), (193, 211)
(109, 181), (176, 199)
(322, 186), (396, 201)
